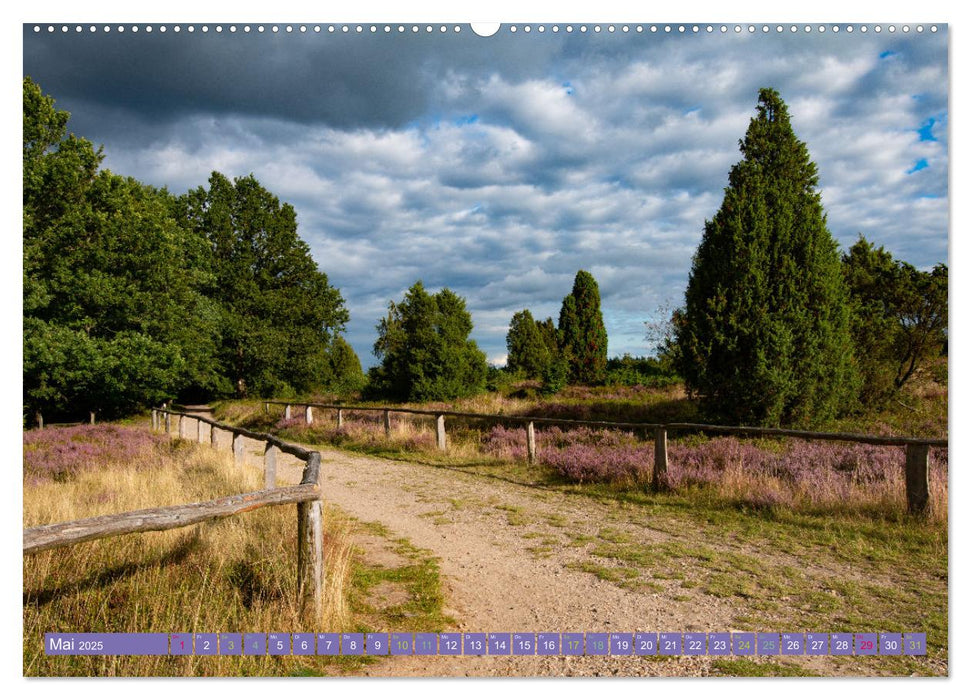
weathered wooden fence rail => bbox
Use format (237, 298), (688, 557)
(23, 407), (325, 619)
(264, 400), (946, 517)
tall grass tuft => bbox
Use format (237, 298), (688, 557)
(23, 426), (354, 676)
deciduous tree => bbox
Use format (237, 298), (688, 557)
(843, 235), (947, 401)
(368, 282), (487, 401)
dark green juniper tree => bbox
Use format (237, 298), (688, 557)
(676, 88), (858, 427)
(558, 270), (609, 384)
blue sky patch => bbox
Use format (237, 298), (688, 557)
(917, 117), (938, 142)
(907, 159), (929, 174)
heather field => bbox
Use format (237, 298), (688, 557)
(231, 376), (948, 528)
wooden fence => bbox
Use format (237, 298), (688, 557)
(23, 407), (326, 619)
(265, 400), (947, 517)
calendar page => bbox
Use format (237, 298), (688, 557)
(21, 15), (949, 680)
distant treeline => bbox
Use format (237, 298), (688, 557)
(23, 80), (947, 428)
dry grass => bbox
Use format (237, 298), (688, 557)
(23, 426), (355, 676)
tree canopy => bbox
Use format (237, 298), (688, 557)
(675, 88), (857, 427)
(368, 281), (488, 402)
(843, 235), (947, 402)
(24, 77), (214, 417)
(23, 77), (355, 420)
(506, 309), (553, 379)
(176, 172), (349, 398)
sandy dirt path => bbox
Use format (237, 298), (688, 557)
(204, 426), (852, 678)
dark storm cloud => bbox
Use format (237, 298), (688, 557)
(23, 26), (599, 138)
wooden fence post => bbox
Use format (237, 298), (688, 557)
(305, 405), (314, 425)
(210, 424), (218, 447)
(653, 427), (668, 491)
(436, 415), (447, 451)
(527, 422), (537, 464)
(233, 432), (245, 465)
(285, 404), (292, 420)
(297, 452), (324, 620)
(264, 444), (279, 489)
(178, 414), (185, 439)
(905, 443), (931, 516)
(384, 410), (391, 438)
(264, 402), (269, 414)
(165, 412), (171, 434)
(150, 410), (156, 432)
(36, 411), (44, 430)
(197, 418), (205, 443)
(89, 411), (96, 425)
(337, 408), (344, 429)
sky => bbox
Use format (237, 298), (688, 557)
(22, 22), (949, 368)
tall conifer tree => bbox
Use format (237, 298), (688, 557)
(676, 88), (857, 426)
(558, 270), (609, 384)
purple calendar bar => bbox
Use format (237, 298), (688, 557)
(904, 633), (926, 655)
(194, 633), (217, 656)
(831, 633), (853, 655)
(268, 633), (290, 655)
(561, 633), (584, 655)
(41, 629), (931, 656)
(537, 633), (560, 655)
(342, 633), (365, 655)
(610, 633), (633, 655)
(293, 633), (315, 655)
(586, 633), (609, 655)
(489, 632), (512, 655)
(169, 633), (192, 656)
(684, 632), (706, 655)
(733, 632), (755, 656)
(635, 632), (658, 655)
(316, 633), (339, 655)
(781, 633), (804, 655)
(856, 633), (878, 656)
(44, 633), (168, 655)
(659, 632), (681, 655)
(806, 633), (828, 655)
(513, 633), (535, 655)
(415, 633), (437, 656)
(439, 633), (462, 655)
(464, 633), (486, 655)
(367, 633), (389, 655)
(708, 633), (731, 656)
